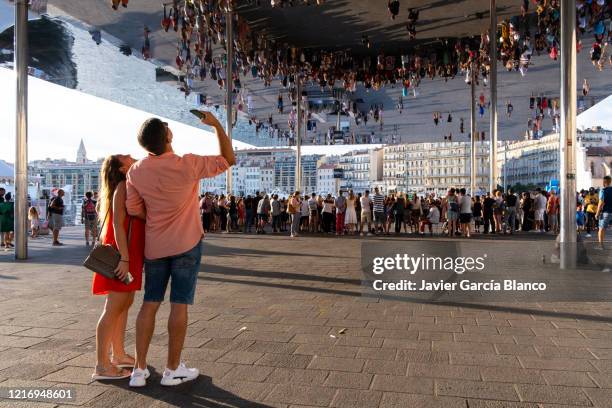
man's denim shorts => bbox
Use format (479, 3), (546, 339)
(143, 242), (202, 305)
(599, 212), (612, 229)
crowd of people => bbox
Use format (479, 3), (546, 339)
(197, 177), (612, 249)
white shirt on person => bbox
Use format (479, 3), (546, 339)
(360, 195), (372, 213)
(301, 200), (310, 216)
(428, 206), (440, 224)
(460, 194), (472, 214)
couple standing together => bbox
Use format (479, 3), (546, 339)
(91, 113), (235, 386)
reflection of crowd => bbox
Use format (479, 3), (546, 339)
(114, 0), (611, 144)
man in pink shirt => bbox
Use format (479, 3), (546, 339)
(126, 113), (235, 387)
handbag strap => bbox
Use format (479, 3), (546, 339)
(97, 210), (133, 245)
(97, 210), (110, 241)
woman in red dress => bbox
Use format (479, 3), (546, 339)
(92, 154), (145, 380)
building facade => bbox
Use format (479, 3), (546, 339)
(316, 164), (341, 195)
(337, 148), (383, 193)
(382, 144), (407, 193)
(405, 141), (489, 195)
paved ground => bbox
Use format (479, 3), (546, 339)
(0, 227), (612, 407)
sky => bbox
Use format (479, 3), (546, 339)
(0, 67), (254, 163)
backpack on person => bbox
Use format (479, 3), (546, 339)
(83, 199), (97, 221)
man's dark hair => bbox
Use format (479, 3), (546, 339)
(460, 188), (466, 195)
(85, 191), (93, 199)
(604, 175), (611, 185)
(137, 118), (167, 155)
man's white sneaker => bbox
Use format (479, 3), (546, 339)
(160, 363), (199, 386)
(129, 367), (150, 387)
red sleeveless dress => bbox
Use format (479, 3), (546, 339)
(92, 212), (145, 295)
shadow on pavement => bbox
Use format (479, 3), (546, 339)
(101, 373), (275, 408)
(202, 274), (612, 325)
(201, 263), (362, 285)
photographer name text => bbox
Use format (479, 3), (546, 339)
(372, 279), (547, 292)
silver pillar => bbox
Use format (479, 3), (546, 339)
(489, 0), (498, 192)
(225, 9), (233, 195)
(559, 0), (577, 269)
(470, 62), (477, 195)
(14, 0), (28, 260)
(295, 75), (302, 192)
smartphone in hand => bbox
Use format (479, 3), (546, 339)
(190, 109), (207, 120)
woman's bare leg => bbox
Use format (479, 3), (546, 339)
(95, 291), (131, 375)
(110, 292), (135, 364)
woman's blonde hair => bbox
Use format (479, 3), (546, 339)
(98, 155), (125, 233)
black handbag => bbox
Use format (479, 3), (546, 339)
(83, 211), (132, 284)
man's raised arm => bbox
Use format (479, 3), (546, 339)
(200, 112), (236, 166)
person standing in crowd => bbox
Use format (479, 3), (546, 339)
(237, 197), (246, 230)
(82, 191), (99, 246)
(322, 194), (335, 233)
(445, 188), (459, 237)
(92, 154), (145, 381)
(534, 188), (547, 233)
(576, 203), (586, 234)
(393, 192), (405, 234)
(218, 194), (228, 233)
(288, 192), (301, 238)
(335, 190), (346, 236)
(126, 113), (234, 387)
(420, 199), (440, 235)
(48, 189), (66, 246)
(200, 193), (213, 233)
(300, 195), (310, 232)
(546, 189), (560, 234)
(0, 192), (14, 249)
(244, 195), (254, 233)
(308, 193), (318, 233)
(228, 195), (238, 233)
(458, 188), (472, 238)
(257, 194), (271, 234)
(493, 190), (505, 233)
(473, 195), (483, 233)
(520, 191), (534, 231)
(372, 187), (385, 235)
(482, 192), (495, 234)
(280, 197), (289, 232)
(385, 195), (395, 235)
(360, 190), (372, 236)
(584, 187), (599, 238)
(596, 175), (612, 250)
(409, 194), (422, 234)
(271, 194), (281, 233)
(345, 190), (358, 235)
(504, 188), (518, 234)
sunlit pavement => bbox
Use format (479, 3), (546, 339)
(0, 227), (612, 407)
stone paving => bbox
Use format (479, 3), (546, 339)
(0, 227), (612, 407)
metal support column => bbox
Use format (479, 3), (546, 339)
(470, 62), (477, 196)
(225, 9), (233, 195)
(295, 75), (302, 192)
(14, 0), (28, 260)
(559, 0), (577, 269)
(489, 0), (498, 192)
